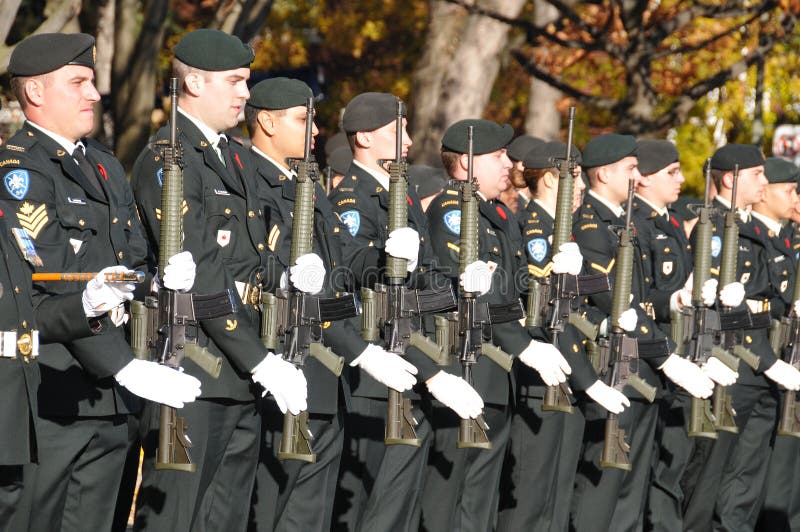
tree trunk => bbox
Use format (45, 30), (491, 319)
(410, 0), (525, 164)
(112, 0), (168, 172)
(524, 0), (561, 140)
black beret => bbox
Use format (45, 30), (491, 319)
(441, 119), (514, 155)
(710, 144), (764, 171)
(523, 141), (583, 170)
(636, 139), (679, 175)
(326, 146), (353, 176)
(408, 164), (447, 198)
(325, 131), (349, 157)
(342, 93), (405, 133)
(764, 157), (800, 184)
(174, 29), (254, 71)
(248, 77), (311, 110)
(9, 33), (95, 76)
(670, 195), (700, 222)
(507, 135), (545, 162)
(582, 134), (638, 169)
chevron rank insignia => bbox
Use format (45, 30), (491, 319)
(16, 202), (48, 239)
(154, 200), (188, 220)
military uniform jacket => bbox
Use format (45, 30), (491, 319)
(0, 124), (153, 417)
(131, 114), (275, 401)
(518, 200), (600, 395)
(573, 192), (672, 394)
(251, 152), (371, 414)
(329, 162), (454, 398)
(692, 198), (779, 387)
(631, 198), (693, 327)
(427, 180), (535, 406)
(750, 216), (795, 319)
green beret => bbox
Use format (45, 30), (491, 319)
(507, 135), (545, 162)
(248, 77), (311, 110)
(636, 139), (679, 175)
(9, 33), (95, 76)
(441, 119), (514, 155)
(326, 146), (353, 176)
(710, 144), (764, 171)
(582, 134), (637, 169)
(342, 92), (405, 133)
(174, 29), (254, 71)
(408, 164), (447, 198)
(523, 141), (582, 170)
(764, 157), (800, 184)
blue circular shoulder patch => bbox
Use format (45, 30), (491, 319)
(4, 169), (30, 200)
(443, 210), (461, 235)
(527, 238), (548, 262)
(340, 210), (361, 237)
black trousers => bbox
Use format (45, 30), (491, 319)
(645, 390), (696, 532)
(497, 395), (584, 532)
(421, 403), (511, 532)
(333, 396), (431, 532)
(249, 402), (343, 532)
(21, 414), (130, 532)
(0, 466), (23, 532)
(570, 400), (659, 532)
(683, 384), (779, 532)
(134, 398), (260, 532)
(758, 410), (800, 532)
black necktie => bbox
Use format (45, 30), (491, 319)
(72, 145), (104, 195)
(217, 137), (238, 181)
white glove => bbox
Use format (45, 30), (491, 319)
(793, 300), (800, 316)
(518, 340), (572, 386)
(161, 251), (196, 292)
(426, 371), (484, 419)
(350, 344), (418, 392)
(585, 380), (630, 414)
(114, 359), (201, 408)
(702, 357), (739, 386)
(82, 266), (136, 317)
(460, 260), (493, 295)
(385, 227), (419, 272)
(618, 308), (638, 332)
(290, 253), (326, 294)
(765, 360), (800, 391)
(701, 278), (718, 306)
(719, 282), (745, 308)
(251, 353), (309, 414)
(660, 354), (714, 398)
(670, 287), (692, 312)
(551, 242), (583, 275)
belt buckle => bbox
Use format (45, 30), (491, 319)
(16, 332), (31, 357)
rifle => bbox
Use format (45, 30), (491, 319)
(143, 79), (236, 472)
(524, 107), (610, 413)
(599, 178), (657, 471)
(260, 97), (357, 462)
(671, 160), (739, 438)
(772, 234), (800, 437)
(32, 270), (145, 283)
(360, 100), (456, 446)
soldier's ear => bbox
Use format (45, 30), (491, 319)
(256, 110), (277, 136)
(354, 131), (372, 149)
(183, 72), (204, 97)
(23, 77), (45, 107)
(458, 153), (469, 172)
(721, 171), (734, 191)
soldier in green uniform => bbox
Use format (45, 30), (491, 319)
(501, 135), (544, 214)
(749, 157), (800, 532)
(328, 93), (483, 532)
(130, 30), (308, 532)
(0, 33), (203, 532)
(631, 140), (738, 532)
(244, 78), (447, 531)
(498, 140), (630, 532)
(569, 134), (714, 532)
(683, 145), (800, 531)
(423, 119), (579, 532)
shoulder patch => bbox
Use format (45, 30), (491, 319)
(527, 238), (548, 262)
(711, 235), (722, 258)
(4, 145), (25, 153)
(340, 210), (361, 237)
(0, 159), (20, 167)
(440, 199), (459, 208)
(443, 210), (461, 235)
(579, 223), (598, 231)
(4, 169), (29, 200)
(337, 197), (356, 207)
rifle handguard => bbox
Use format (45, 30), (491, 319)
(309, 342), (344, 377)
(185, 343), (223, 379)
(626, 374), (657, 403)
(480, 343), (514, 373)
(710, 345), (741, 372)
(410, 331), (449, 366)
(568, 312), (600, 341)
(732, 344), (761, 370)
